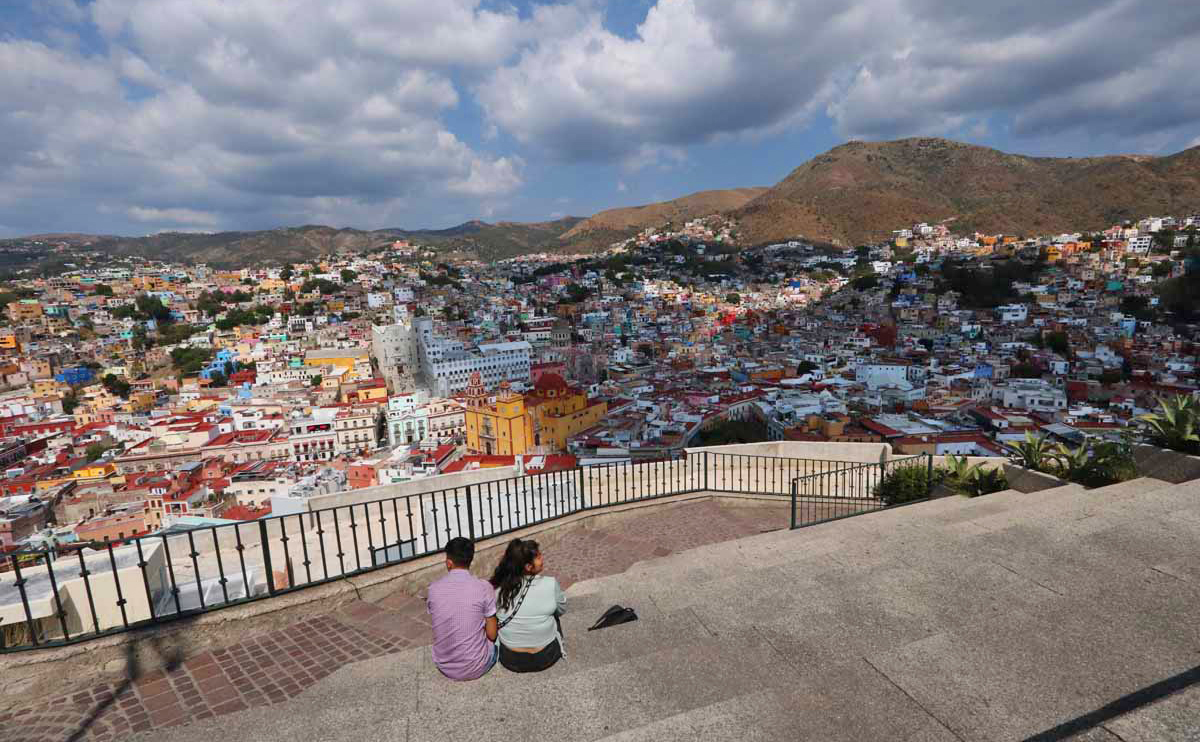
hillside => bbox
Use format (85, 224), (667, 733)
(732, 138), (1200, 247)
(386, 217), (585, 261)
(73, 219), (586, 267)
(561, 187), (768, 249)
(92, 226), (384, 267)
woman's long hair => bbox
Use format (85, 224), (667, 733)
(490, 538), (540, 611)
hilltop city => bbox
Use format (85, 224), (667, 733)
(0, 209), (1199, 549)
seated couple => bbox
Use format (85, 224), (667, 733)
(427, 536), (566, 680)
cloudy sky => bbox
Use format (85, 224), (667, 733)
(2, 0), (1198, 237)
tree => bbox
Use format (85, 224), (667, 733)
(94, 284), (113, 297)
(797, 360), (819, 376)
(340, 268), (357, 283)
(280, 265), (294, 281)
(1152, 261), (1174, 279)
(375, 411), (388, 444)
(1044, 330), (1070, 356)
(560, 283), (590, 304)
(726, 293), (741, 305)
(311, 374), (323, 387)
(85, 443), (113, 462)
(134, 294), (173, 323)
(62, 392), (79, 414)
(208, 372), (228, 387)
(170, 346), (214, 375)
(851, 273), (879, 291)
(102, 373), (131, 399)
(301, 278), (340, 295)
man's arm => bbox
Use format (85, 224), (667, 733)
(484, 615), (498, 642)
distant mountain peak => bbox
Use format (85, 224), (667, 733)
(732, 137), (1200, 247)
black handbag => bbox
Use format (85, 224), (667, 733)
(587, 604), (638, 631)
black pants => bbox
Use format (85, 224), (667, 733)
(498, 639), (562, 673)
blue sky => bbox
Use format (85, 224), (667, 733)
(1, 0), (1198, 237)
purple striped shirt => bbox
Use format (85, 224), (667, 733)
(427, 569), (496, 680)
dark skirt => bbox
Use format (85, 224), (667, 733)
(498, 639), (562, 673)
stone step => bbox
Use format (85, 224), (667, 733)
(407, 629), (804, 742)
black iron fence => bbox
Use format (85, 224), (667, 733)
(789, 453), (933, 529)
(0, 450), (875, 652)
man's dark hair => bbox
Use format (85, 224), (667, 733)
(445, 537), (474, 567)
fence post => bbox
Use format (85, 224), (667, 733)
(789, 477), (798, 530)
(704, 451), (710, 492)
(465, 484), (476, 541)
(925, 453), (934, 498)
(577, 465), (587, 508)
(259, 519), (276, 595)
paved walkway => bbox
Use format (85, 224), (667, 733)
(0, 499), (786, 742)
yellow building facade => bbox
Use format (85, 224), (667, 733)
(464, 372), (607, 456)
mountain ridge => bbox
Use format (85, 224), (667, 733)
(8, 138), (1199, 266)
(731, 137), (1200, 246)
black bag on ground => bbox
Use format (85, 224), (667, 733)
(588, 605), (638, 631)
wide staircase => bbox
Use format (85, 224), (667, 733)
(139, 477), (1200, 742)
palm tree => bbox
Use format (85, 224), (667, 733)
(1138, 395), (1200, 454)
(1007, 432), (1055, 473)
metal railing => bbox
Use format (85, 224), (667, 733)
(0, 450), (874, 652)
(789, 453), (934, 529)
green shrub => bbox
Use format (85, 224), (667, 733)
(1063, 440), (1138, 488)
(875, 463), (943, 505)
(1138, 395), (1200, 454)
(943, 455), (1008, 497)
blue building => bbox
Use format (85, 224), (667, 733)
(55, 366), (95, 385)
(199, 349), (239, 380)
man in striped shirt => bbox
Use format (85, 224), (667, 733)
(427, 537), (498, 680)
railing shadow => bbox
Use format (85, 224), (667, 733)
(64, 619), (192, 742)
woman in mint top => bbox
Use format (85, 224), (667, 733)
(489, 539), (566, 673)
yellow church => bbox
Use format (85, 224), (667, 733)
(464, 372), (607, 456)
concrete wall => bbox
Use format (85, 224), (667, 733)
(685, 441), (892, 464)
(1132, 444), (1200, 485)
(930, 455), (1007, 471)
(306, 464), (521, 511)
(1002, 463), (1068, 493)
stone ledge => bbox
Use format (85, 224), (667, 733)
(1132, 444), (1200, 484)
(1003, 463), (1068, 493)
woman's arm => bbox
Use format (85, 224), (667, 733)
(554, 577), (567, 615)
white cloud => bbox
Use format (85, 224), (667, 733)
(128, 207), (219, 227)
(0, 0), (532, 235)
(477, 0), (1200, 161)
(617, 181), (628, 193)
(3, 0), (1198, 236)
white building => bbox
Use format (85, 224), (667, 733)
(417, 318), (532, 397)
(855, 362), (910, 389)
(1127, 235), (1153, 254)
(997, 304), (1028, 323)
(993, 379), (1067, 413)
(371, 316), (419, 394)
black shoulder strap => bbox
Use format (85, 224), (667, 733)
(497, 577), (532, 630)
